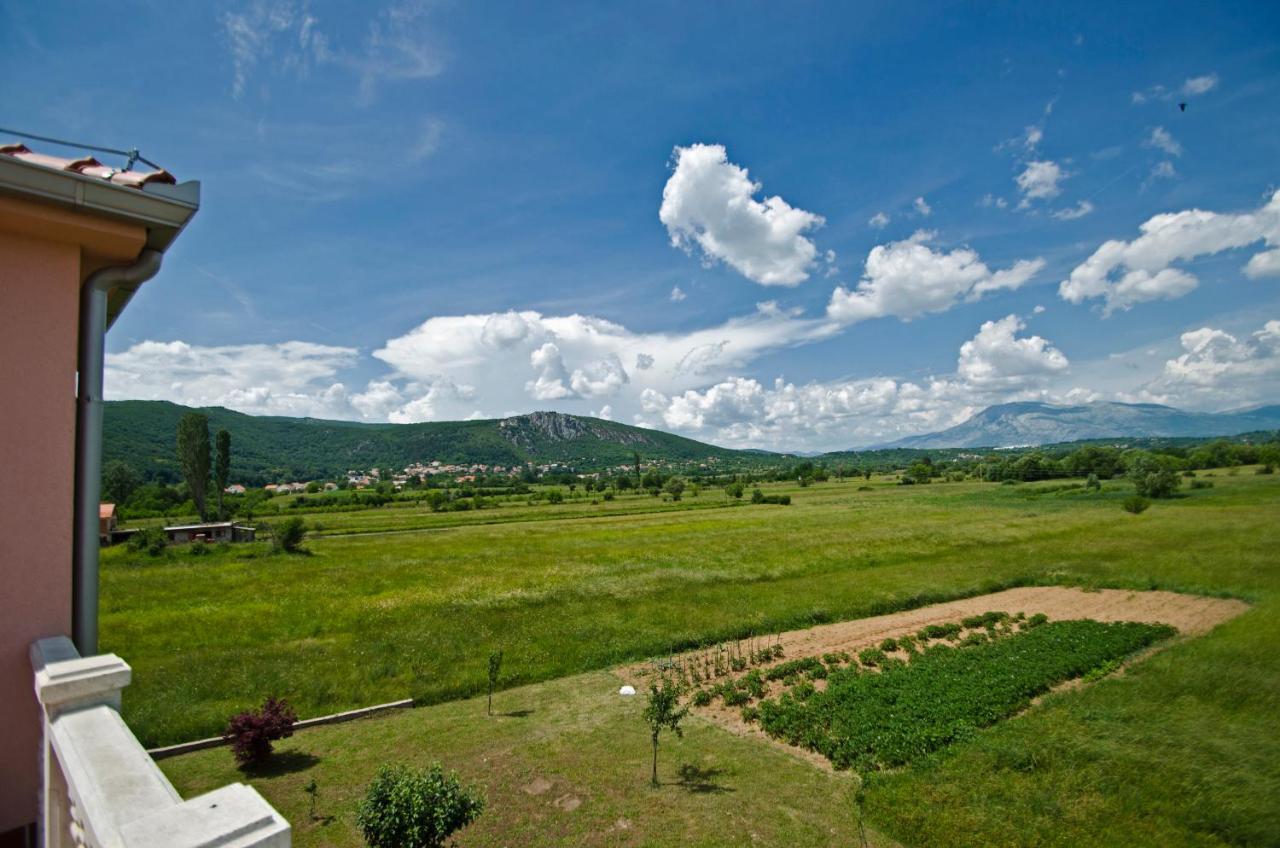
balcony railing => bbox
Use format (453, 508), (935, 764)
(30, 636), (290, 848)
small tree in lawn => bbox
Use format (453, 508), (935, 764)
(224, 696), (297, 766)
(487, 651), (502, 716)
(642, 676), (688, 786)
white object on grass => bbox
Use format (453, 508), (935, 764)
(618, 685), (636, 696)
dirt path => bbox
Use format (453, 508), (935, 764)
(619, 587), (1249, 771)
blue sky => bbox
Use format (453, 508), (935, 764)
(4, 0), (1278, 450)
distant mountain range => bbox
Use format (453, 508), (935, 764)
(103, 401), (765, 484)
(882, 401), (1280, 449)
(104, 399), (1280, 483)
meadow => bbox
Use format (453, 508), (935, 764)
(103, 470), (1280, 846)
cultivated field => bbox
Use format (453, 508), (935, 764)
(103, 471), (1280, 846)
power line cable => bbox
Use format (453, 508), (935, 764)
(0, 126), (162, 171)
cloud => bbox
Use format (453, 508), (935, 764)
(956, 315), (1069, 388)
(1016, 160), (1066, 206)
(408, 117), (445, 161)
(526, 342), (574, 400)
(979, 194), (1009, 209)
(1182, 74), (1219, 96)
(222, 1), (331, 98)
(659, 143), (826, 286)
(106, 340), (359, 417)
(827, 230), (1045, 324)
(669, 285), (687, 302)
(1059, 188), (1280, 314)
(1133, 72), (1218, 104)
(1149, 161), (1178, 181)
(868, 211), (890, 229)
(913, 196), (932, 216)
(372, 305), (839, 419)
(1146, 126), (1182, 157)
(636, 315), (1072, 449)
(221, 0), (441, 102)
(350, 0), (445, 102)
(1141, 320), (1280, 408)
(1052, 200), (1095, 221)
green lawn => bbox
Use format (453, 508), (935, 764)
(162, 671), (898, 848)
(110, 470), (1280, 846)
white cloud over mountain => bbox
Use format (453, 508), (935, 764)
(1059, 189), (1280, 314)
(660, 143), (825, 286)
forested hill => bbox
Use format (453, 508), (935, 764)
(103, 400), (769, 483)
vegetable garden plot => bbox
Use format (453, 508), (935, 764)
(754, 619), (1175, 771)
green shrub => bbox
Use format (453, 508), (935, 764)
(1258, 464), (1274, 475)
(858, 648), (888, 667)
(878, 637), (898, 652)
(356, 763), (484, 848)
(896, 635), (918, 654)
(741, 670), (766, 699)
(546, 490), (564, 505)
(270, 517), (308, 553)
(1190, 479), (1214, 490)
(691, 688), (712, 707)
(127, 526), (169, 557)
(960, 631), (988, 647)
(1122, 495), (1150, 515)
(741, 705), (760, 723)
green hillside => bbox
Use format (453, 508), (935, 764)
(103, 401), (769, 483)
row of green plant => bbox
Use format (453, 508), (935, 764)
(752, 619), (1175, 771)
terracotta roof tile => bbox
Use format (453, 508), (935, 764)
(1, 142), (176, 188)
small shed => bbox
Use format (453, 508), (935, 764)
(98, 504), (118, 542)
(163, 522), (256, 544)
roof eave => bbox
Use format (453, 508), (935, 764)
(0, 155), (200, 326)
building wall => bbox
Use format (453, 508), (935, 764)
(0, 230), (80, 833)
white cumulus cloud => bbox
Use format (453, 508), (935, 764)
(660, 143), (825, 286)
(956, 315), (1069, 388)
(1059, 188), (1280, 314)
(827, 230), (1045, 324)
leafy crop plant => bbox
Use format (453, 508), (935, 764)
(757, 619), (1175, 771)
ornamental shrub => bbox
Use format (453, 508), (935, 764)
(224, 696), (297, 765)
(356, 763), (484, 848)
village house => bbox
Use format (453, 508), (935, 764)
(98, 503), (117, 543)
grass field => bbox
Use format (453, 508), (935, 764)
(106, 470), (1280, 846)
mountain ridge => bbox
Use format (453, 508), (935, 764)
(103, 400), (775, 484)
(879, 401), (1280, 449)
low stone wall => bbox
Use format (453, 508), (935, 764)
(147, 698), (414, 760)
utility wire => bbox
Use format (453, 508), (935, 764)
(0, 126), (162, 172)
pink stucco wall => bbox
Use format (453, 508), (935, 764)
(0, 228), (80, 832)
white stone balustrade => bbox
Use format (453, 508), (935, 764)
(31, 637), (290, 848)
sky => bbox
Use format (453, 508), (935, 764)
(3, 0), (1279, 451)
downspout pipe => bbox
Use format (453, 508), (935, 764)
(72, 248), (163, 655)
